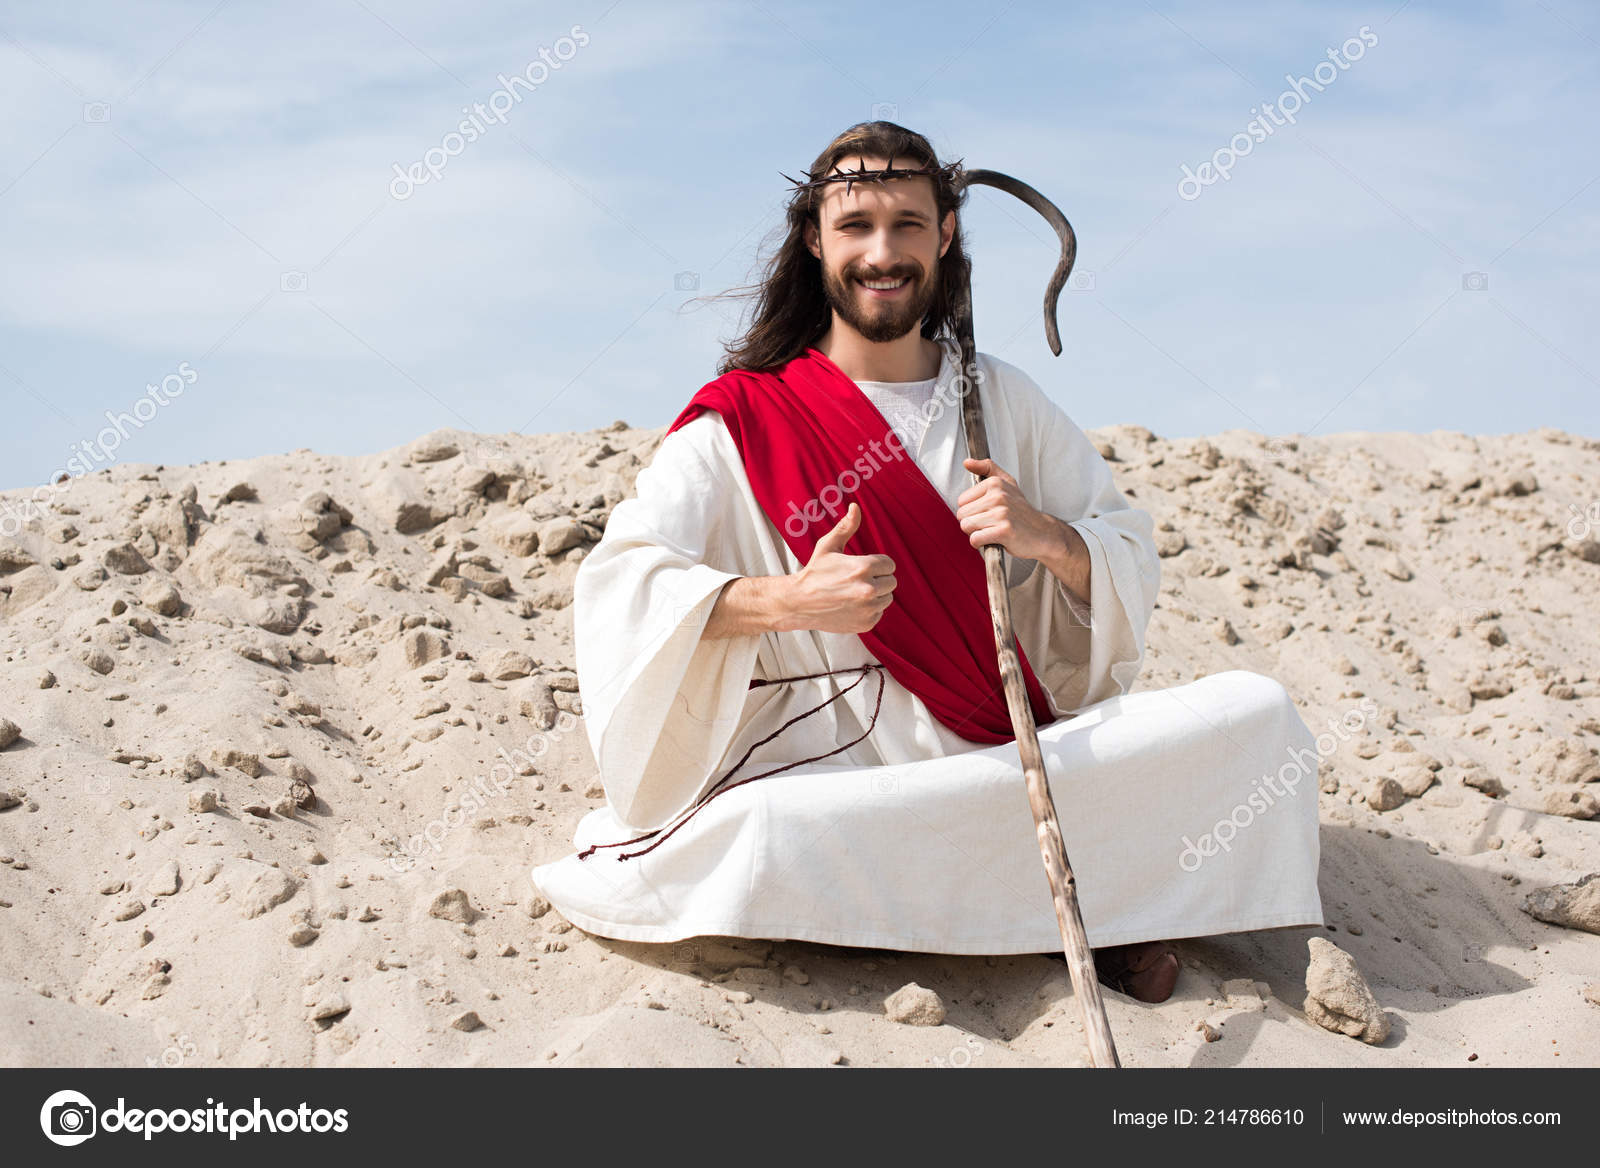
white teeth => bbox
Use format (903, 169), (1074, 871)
(860, 277), (908, 290)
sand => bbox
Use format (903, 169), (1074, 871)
(1, 421), (1596, 1068)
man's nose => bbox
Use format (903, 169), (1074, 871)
(864, 228), (898, 270)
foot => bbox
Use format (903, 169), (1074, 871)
(1092, 941), (1180, 1003)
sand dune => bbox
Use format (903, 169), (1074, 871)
(1, 421), (1596, 1067)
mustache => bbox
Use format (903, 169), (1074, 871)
(847, 266), (921, 283)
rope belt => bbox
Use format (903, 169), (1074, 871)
(576, 663), (888, 862)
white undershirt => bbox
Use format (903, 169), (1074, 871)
(854, 374), (940, 457)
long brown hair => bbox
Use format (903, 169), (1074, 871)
(702, 122), (971, 376)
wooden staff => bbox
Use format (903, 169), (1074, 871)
(951, 168), (1120, 1068)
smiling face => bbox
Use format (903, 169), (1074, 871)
(804, 155), (956, 345)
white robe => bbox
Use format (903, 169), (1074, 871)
(531, 343), (1323, 954)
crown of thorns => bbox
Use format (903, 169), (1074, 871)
(780, 157), (966, 199)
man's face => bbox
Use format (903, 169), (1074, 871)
(805, 155), (956, 344)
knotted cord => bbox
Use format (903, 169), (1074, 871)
(577, 663), (888, 863)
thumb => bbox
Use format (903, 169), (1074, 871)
(812, 502), (860, 557)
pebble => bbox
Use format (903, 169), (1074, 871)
(1304, 937), (1389, 1044)
(883, 982), (946, 1026)
(428, 887), (478, 924)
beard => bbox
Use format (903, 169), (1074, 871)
(820, 256), (940, 344)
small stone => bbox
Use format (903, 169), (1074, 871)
(102, 542), (151, 574)
(1304, 937), (1389, 1044)
(287, 924), (320, 947)
(80, 648), (115, 675)
(1522, 873), (1600, 935)
(428, 887), (478, 924)
(188, 789), (219, 813)
(147, 860), (180, 897)
(309, 990), (351, 1021)
(490, 651), (535, 681)
(883, 982), (946, 1026)
(450, 1010), (483, 1032)
(1213, 618), (1239, 645)
(1367, 777), (1405, 812)
(0, 718), (19, 750)
(113, 899), (146, 921)
(1196, 1021), (1221, 1042)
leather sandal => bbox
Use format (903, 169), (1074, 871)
(1092, 941), (1180, 1003)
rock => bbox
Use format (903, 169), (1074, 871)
(102, 542), (151, 574)
(428, 887), (478, 924)
(1304, 937), (1389, 1044)
(287, 924), (319, 947)
(113, 899), (146, 921)
(400, 629), (450, 669)
(1378, 553), (1411, 582)
(1195, 1021), (1221, 1042)
(1367, 777), (1406, 812)
(1394, 765), (1436, 798)
(0, 718), (19, 750)
(1213, 618), (1239, 645)
(1539, 788), (1599, 820)
(1154, 528), (1187, 557)
(449, 1010), (483, 1032)
(136, 579), (181, 616)
(0, 541), (37, 572)
(883, 982), (946, 1026)
(290, 779), (316, 810)
(490, 512), (540, 557)
(146, 860), (180, 897)
(524, 894), (551, 920)
(79, 648), (115, 675)
(536, 518), (587, 557)
(1522, 873), (1600, 934)
(0, 791), (20, 812)
(368, 469), (446, 534)
(1572, 538), (1600, 564)
(211, 747), (263, 777)
(409, 433), (460, 463)
(1583, 984), (1600, 1008)
(221, 481), (257, 502)
(229, 862), (299, 919)
(188, 789), (219, 813)
(490, 651), (535, 681)
(309, 989), (351, 1021)
(1461, 769), (1506, 797)
(37, 671), (56, 690)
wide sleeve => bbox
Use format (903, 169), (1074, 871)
(998, 368), (1160, 716)
(572, 413), (764, 831)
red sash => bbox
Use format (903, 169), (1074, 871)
(667, 345), (1056, 744)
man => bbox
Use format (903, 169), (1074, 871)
(531, 122), (1322, 1004)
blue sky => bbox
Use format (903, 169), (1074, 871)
(2, 0), (1596, 491)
